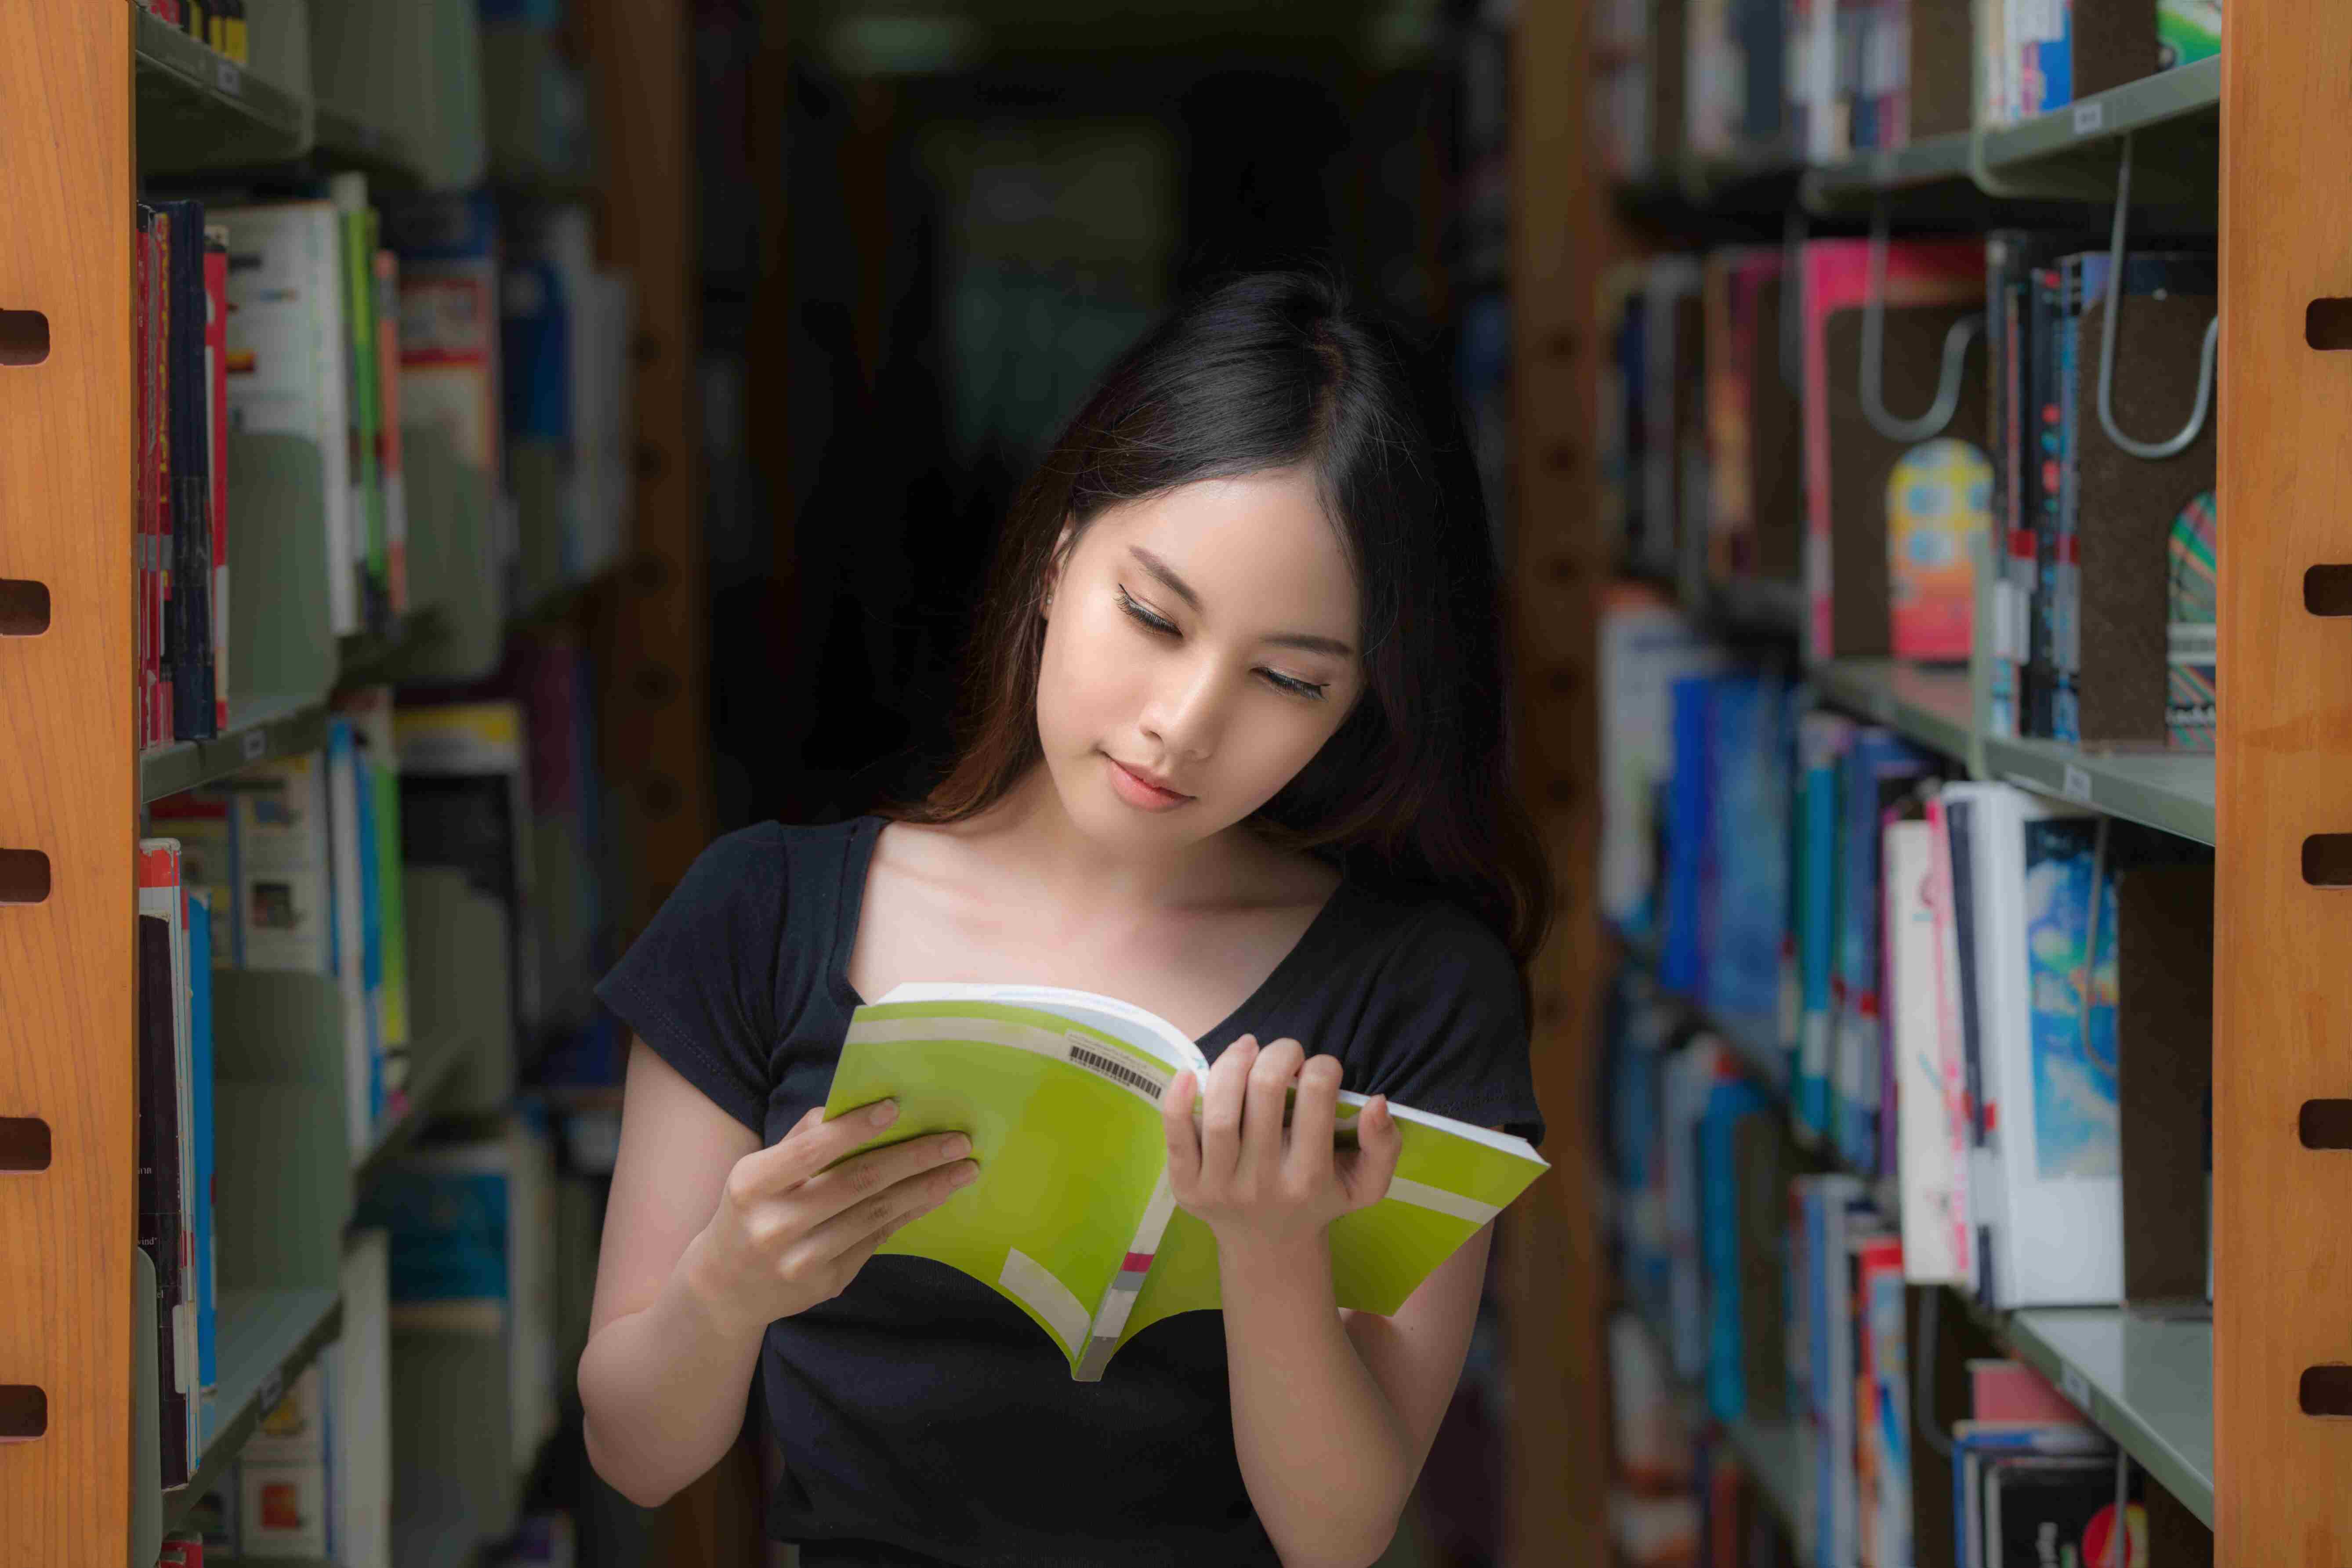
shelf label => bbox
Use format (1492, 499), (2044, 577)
(214, 58), (242, 97)
(257, 1365), (283, 1416)
(2073, 101), (2105, 136)
(2062, 764), (2093, 803)
(2059, 1363), (2092, 1409)
(242, 727), (266, 762)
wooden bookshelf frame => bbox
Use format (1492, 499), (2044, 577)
(0, 4), (135, 1565)
(2214, 0), (2352, 1555)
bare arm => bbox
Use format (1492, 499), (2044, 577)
(578, 1037), (980, 1509)
(1166, 1037), (1499, 1568)
(577, 1039), (764, 1507)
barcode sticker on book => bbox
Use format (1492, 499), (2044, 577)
(1063, 1037), (1168, 1099)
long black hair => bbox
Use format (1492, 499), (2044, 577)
(888, 269), (1552, 967)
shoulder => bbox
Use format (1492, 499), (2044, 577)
(673, 817), (869, 905)
(1344, 886), (1525, 1023)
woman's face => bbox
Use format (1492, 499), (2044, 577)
(1034, 467), (1366, 855)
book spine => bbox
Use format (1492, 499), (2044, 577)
(137, 912), (190, 1487)
(2027, 264), (2061, 739)
(373, 249), (408, 615)
(2053, 255), (2085, 745)
(205, 225), (228, 733)
(155, 206), (176, 747)
(134, 205), (153, 753)
(172, 199), (214, 742)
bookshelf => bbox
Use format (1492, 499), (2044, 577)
(2, 1), (694, 1562)
(1509, 0), (2352, 1562)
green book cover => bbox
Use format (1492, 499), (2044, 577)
(2157, 0), (2221, 69)
(328, 175), (382, 625)
(820, 983), (1547, 1383)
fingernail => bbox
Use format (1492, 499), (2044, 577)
(871, 1100), (899, 1126)
(943, 1133), (970, 1159)
(953, 1161), (980, 1185)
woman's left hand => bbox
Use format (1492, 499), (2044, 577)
(1163, 1034), (1403, 1256)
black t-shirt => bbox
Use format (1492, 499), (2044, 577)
(592, 816), (1545, 1568)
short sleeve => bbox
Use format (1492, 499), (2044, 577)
(1349, 903), (1546, 1151)
(593, 823), (791, 1134)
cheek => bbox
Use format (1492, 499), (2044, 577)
(1036, 601), (1148, 742)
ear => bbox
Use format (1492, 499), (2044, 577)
(1041, 518), (1076, 618)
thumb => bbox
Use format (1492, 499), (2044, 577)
(1339, 1096), (1401, 1210)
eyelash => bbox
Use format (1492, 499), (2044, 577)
(1114, 585), (1329, 701)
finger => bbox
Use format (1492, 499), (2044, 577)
(1282, 1054), (1344, 1192)
(793, 1128), (975, 1226)
(795, 1156), (980, 1264)
(1162, 1070), (1203, 1195)
(736, 1097), (904, 1196)
(1242, 1038), (1305, 1180)
(1338, 1094), (1403, 1211)
(1200, 1036), (1256, 1186)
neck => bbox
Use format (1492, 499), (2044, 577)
(974, 764), (1269, 915)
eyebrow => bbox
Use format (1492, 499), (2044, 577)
(1128, 547), (1357, 658)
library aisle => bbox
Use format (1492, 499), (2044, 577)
(14, 0), (2352, 1564)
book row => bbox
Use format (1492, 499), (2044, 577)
(135, 174), (634, 748)
(1606, 1288), (2165, 1568)
(138, 0), (250, 66)
(1605, 230), (2217, 751)
(1595, 0), (2221, 177)
(1604, 609), (2215, 1310)
(146, 1113), (591, 1567)
(135, 623), (620, 1499)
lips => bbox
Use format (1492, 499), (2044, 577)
(1108, 757), (1192, 802)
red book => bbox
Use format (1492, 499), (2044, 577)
(204, 226), (229, 731)
(151, 208), (175, 746)
(134, 208), (152, 750)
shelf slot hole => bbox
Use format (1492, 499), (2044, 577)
(2307, 566), (2352, 616)
(0, 579), (50, 635)
(0, 1118), (47, 1171)
(2302, 835), (2352, 887)
(2307, 299), (2352, 351)
(0, 309), (47, 367)
(2300, 1101), (2352, 1148)
(2301, 1365), (2352, 1415)
(0, 851), (49, 905)
(0, 1386), (43, 1441)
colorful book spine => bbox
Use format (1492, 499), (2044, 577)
(187, 890), (218, 1395)
(204, 224), (229, 733)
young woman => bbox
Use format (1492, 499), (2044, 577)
(578, 271), (1551, 1568)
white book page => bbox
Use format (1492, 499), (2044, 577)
(874, 981), (1207, 1076)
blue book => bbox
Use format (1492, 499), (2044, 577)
(1794, 713), (1852, 1142)
(1700, 1075), (1772, 1422)
(1662, 675), (1716, 996)
(1704, 675), (1794, 1072)
(187, 891), (217, 1394)
(1834, 730), (1931, 1171)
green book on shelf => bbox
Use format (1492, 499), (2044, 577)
(822, 983), (1548, 1383)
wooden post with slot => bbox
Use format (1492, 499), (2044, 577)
(0, 3), (135, 1565)
(2214, 0), (2352, 1557)
(1502, 0), (1612, 1554)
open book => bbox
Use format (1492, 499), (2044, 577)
(821, 982), (1548, 1381)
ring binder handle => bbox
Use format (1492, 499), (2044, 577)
(1860, 196), (1982, 443)
(2096, 133), (2221, 462)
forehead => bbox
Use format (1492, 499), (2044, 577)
(1084, 470), (1360, 634)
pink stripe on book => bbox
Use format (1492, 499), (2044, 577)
(1122, 1252), (1153, 1274)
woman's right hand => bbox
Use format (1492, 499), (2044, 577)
(684, 1098), (980, 1337)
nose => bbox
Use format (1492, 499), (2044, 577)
(1138, 650), (1223, 765)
